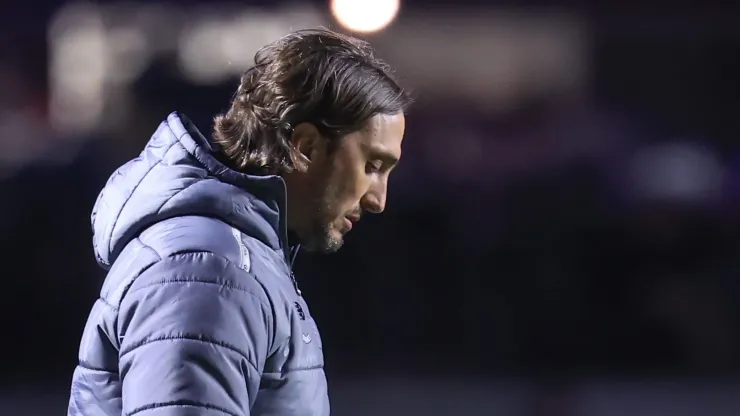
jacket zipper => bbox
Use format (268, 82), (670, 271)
(290, 270), (302, 296)
(288, 245), (302, 296)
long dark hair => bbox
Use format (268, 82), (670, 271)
(212, 28), (413, 175)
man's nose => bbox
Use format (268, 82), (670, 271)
(361, 183), (387, 214)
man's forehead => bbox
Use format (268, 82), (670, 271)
(360, 113), (405, 154)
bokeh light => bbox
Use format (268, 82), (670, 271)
(330, 0), (400, 33)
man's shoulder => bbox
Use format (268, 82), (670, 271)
(100, 215), (286, 310)
(138, 215), (242, 263)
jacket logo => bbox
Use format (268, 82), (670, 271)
(302, 333), (312, 344)
(230, 227), (251, 272)
(294, 302), (306, 320)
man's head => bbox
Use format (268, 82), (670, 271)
(213, 28), (412, 253)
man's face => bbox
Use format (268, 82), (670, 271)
(286, 112), (406, 253)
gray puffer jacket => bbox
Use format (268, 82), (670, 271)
(67, 112), (329, 416)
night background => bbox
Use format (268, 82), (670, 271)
(1, 0), (740, 414)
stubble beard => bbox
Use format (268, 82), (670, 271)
(301, 178), (344, 254)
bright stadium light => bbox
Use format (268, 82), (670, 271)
(330, 0), (400, 33)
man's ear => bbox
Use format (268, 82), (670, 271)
(290, 123), (323, 172)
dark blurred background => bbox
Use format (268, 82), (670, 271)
(2, 0), (740, 414)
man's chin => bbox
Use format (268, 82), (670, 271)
(318, 233), (344, 254)
(301, 229), (344, 254)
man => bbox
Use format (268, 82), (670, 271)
(68, 28), (412, 416)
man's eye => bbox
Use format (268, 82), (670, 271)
(366, 161), (382, 173)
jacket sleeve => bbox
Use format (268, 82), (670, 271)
(116, 253), (273, 416)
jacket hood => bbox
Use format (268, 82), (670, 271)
(91, 112), (290, 269)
